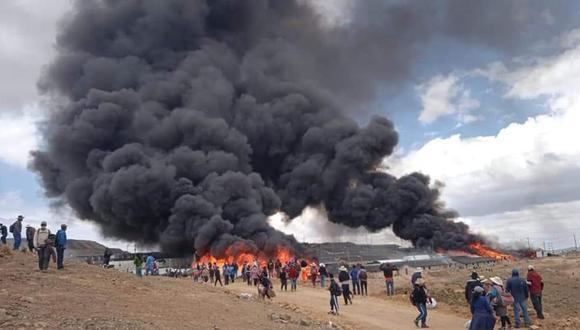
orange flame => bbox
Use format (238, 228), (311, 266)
(469, 242), (514, 261)
(194, 245), (300, 268)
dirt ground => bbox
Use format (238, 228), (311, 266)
(2, 246), (579, 330)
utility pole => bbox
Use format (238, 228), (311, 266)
(527, 237), (531, 251)
(574, 233), (578, 252)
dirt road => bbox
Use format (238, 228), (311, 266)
(225, 280), (467, 329)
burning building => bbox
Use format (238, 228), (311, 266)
(32, 0), (504, 263)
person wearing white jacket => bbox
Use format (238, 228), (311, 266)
(33, 221), (51, 271)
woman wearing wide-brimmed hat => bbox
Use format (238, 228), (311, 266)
(488, 276), (512, 330)
(338, 265), (352, 305)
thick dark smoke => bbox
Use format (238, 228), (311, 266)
(32, 0), (564, 255)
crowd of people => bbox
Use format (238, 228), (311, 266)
(461, 266), (544, 330)
(0, 215), (68, 272)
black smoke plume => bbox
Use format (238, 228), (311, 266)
(33, 0), (562, 256)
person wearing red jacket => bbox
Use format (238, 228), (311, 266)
(288, 263), (299, 292)
(527, 265), (545, 319)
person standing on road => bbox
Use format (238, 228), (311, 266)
(381, 263), (398, 296)
(489, 276), (512, 330)
(338, 266), (352, 305)
(10, 215), (24, 250)
(328, 273), (341, 315)
(310, 263), (318, 286)
(411, 278), (429, 328)
(465, 272), (483, 305)
(0, 223), (7, 245)
(469, 286), (496, 330)
(506, 268), (531, 328)
(350, 264), (360, 295)
(319, 263), (328, 288)
(145, 255), (155, 276)
(33, 221), (51, 271)
(55, 224), (67, 270)
(133, 255), (144, 277)
(359, 266), (368, 296)
(280, 265), (288, 291)
(26, 225), (36, 252)
(526, 265), (545, 320)
(288, 263), (299, 291)
(214, 264), (223, 286)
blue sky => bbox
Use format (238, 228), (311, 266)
(1, 1), (580, 250)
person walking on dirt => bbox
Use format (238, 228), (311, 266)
(0, 223), (7, 245)
(33, 221), (51, 271)
(328, 273), (341, 315)
(338, 266), (352, 305)
(527, 265), (545, 320)
(10, 215), (24, 250)
(319, 263), (328, 288)
(288, 263), (299, 291)
(214, 264), (223, 286)
(280, 265), (288, 291)
(506, 267), (531, 328)
(411, 278), (429, 328)
(133, 255), (144, 277)
(55, 224), (67, 270)
(275, 259), (282, 277)
(25, 225), (36, 252)
(359, 266), (368, 296)
(465, 272), (482, 305)
(469, 286), (496, 330)
(350, 264), (360, 295)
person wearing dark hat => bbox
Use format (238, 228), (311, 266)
(26, 225), (36, 252)
(11, 215), (24, 250)
(465, 272), (482, 305)
(55, 224), (68, 269)
(411, 278), (429, 328)
(0, 222), (7, 245)
(33, 221), (51, 271)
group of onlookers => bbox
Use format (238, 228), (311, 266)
(464, 265), (544, 330)
(0, 215), (68, 271)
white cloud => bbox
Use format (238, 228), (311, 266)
(417, 73), (481, 124)
(0, 191), (131, 250)
(388, 31), (580, 245)
(268, 207), (407, 245)
(0, 110), (40, 168)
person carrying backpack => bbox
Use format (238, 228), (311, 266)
(359, 266), (368, 296)
(33, 221), (51, 271)
(0, 223), (8, 245)
(328, 273), (341, 315)
(411, 278), (429, 328)
(10, 215), (24, 250)
(489, 276), (512, 330)
(55, 224), (67, 270)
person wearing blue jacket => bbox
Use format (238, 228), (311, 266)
(145, 255), (155, 276)
(350, 264), (360, 295)
(55, 224), (68, 270)
(469, 286), (496, 330)
(506, 268), (531, 328)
